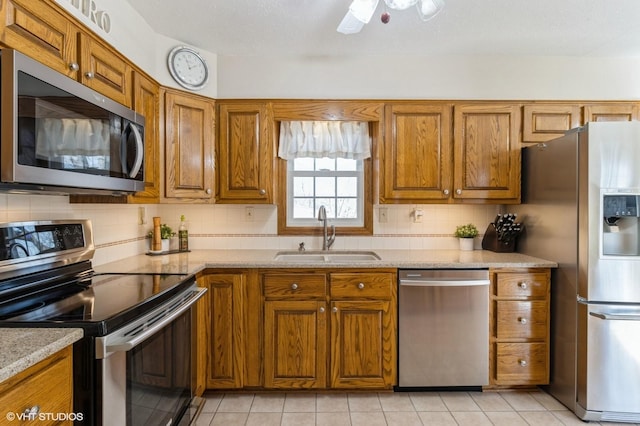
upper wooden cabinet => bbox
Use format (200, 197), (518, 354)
(77, 33), (131, 107)
(128, 72), (160, 203)
(381, 103), (452, 202)
(453, 103), (521, 202)
(584, 103), (639, 122)
(523, 104), (581, 143)
(163, 89), (215, 201)
(217, 101), (274, 203)
(0, 0), (80, 78)
(381, 102), (520, 204)
(523, 102), (640, 143)
(0, 0), (132, 107)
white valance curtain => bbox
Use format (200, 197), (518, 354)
(278, 121), (371, 160)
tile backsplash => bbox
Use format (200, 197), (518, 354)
(0, 194), (500, 266)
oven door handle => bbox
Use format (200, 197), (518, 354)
(98, 287), (206, 357)
(590, 311), (640, 321)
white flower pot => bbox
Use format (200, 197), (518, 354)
(161, 239), (170, 252)
(459, 238), (474, 251)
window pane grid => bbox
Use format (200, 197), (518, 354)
(287, 157), (364, 227)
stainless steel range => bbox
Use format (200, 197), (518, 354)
(0, 219), (206, 425)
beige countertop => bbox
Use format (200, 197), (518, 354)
(0, 328), (83, 383)
(94, 249), (557, 276)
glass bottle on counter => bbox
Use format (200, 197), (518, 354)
(178, 215), (189, 252)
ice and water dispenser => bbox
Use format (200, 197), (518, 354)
(603, 194), (640, 256)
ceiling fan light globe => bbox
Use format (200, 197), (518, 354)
(384, 0), (418, 11)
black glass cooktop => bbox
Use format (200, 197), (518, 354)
(0, 272), (194, 335)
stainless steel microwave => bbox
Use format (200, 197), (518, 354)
(0, 49), (145, 195)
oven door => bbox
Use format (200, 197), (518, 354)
(95, 285), (206, 426)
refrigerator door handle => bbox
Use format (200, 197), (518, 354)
(589, 311), (640, 321)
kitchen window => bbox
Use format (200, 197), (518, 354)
(276, 120), (374, 236)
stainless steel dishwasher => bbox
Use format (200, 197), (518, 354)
(398, 269), (490, 389)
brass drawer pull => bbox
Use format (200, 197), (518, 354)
(358, 282), (365, 289)
(291, 283), (298, 290)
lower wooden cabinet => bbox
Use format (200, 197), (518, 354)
(264, 300), (328, 389)
(198, 272), (245, 390)
(261, 269), (397, 390)
(329, 272), (396, 389)
(0, 346), (73, 425)
(489, 268), (551, 386)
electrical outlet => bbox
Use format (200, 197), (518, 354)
(138, 207), (147, 225)
(379, 208), (388, 223)
(411, 208), (424, 223)
(245, 207), (255, 222)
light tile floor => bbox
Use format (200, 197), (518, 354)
(195, 390), (640, 426)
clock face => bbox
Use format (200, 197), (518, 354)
(168, 46), (209, 90)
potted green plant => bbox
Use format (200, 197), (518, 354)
(148, 224), (175, 252)
(454, 223), (479, 251)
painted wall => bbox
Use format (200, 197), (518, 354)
(216, 55), (640, 100)
(22, 1), (636, 266)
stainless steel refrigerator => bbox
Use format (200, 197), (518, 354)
(513, 121), (640, 423)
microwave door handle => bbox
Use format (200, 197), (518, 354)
(122, 122), (144, 178)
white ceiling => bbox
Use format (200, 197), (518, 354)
(124, 0), (640, 57)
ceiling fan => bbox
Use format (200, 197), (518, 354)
(337, 0), (444, 34)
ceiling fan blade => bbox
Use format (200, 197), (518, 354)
(337, 0), (379, 34)
(417, 0), (444, 21)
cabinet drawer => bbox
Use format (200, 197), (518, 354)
(495, 342), (548, 384)
(330, 273), (393, 299)
(496, 272), (548, 298)
(0, 346), (73, 423)
(496, 301), (548, 339)
(263, 274), (326, 299)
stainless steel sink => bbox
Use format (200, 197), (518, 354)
(273, 251), (381, 263)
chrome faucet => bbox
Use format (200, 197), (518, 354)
(317, 205), (336, 251)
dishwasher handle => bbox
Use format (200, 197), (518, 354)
(400, 279), (490, 287)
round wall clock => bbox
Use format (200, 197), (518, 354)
(167, 46), (209, 91)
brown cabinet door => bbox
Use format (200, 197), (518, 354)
(330, 300), (395, 389)
(164, 90), (215, 200)
(217, 102), (273, 203)
(200, 273), (244, 389)
(129, 72), (160, 202)
(522, 104), (581, 143)
(78, 33), (131, 107)
(264, 300), (327, 388)
(584, 104), (639, 122)
(0, 0), (80, 78)
(381, 103), (452, 202)
(0, 346), (73, 424)
(453, 104), (521, 201)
